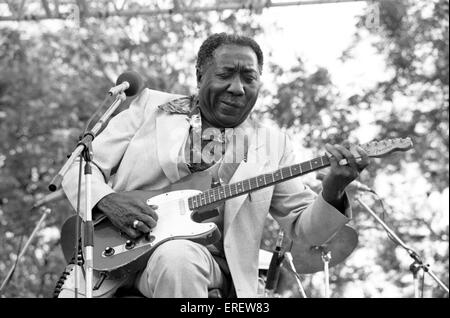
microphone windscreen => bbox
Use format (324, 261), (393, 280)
(116, 71), (143, 96)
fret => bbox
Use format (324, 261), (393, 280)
(200, 194), (206, 207)
(257, 175), (266, 186)
(230, 183), (237, 196)
(291, 164), (301, 175)
(281, 167), (292, 178)
(247, 178), (253, 191)
(192, 196), (198, 209)
(310, 157), (322, 169)
(212, 187), (219, 201)
(244, 179), (251, 192)
(273, 170), (282, 181)
(218, 187), (225, 200)
(249, 177), (258, 190)
(236, 182), (243, 194)
(321, 155), (330, 166)
(225, 185), (231, 198)
(309, 160), (313, 170)
(300, 162), (310, 173)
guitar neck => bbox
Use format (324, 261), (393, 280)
(188, 155), (330, 210)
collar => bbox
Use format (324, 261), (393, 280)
(158, 94), (198, 116)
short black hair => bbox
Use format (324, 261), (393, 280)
(196, 33), (264, 77)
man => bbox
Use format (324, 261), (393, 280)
(61, 33), (369, 298)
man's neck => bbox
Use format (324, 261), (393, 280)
(201, 118), (226, 134)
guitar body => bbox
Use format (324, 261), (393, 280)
(60, 170), (222, 278)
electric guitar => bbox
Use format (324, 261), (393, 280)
(60, 137), (413, 278)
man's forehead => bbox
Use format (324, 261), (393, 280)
(213, 44), (259, 69)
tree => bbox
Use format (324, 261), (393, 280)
(260, 0), (448, 298)
(0, 1), (265, 297)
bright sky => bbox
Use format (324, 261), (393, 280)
(254, 1), (387, 144)
(256, 1), (388, 97)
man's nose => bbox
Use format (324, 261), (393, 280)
(227, 76), (245, 96)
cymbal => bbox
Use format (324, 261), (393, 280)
(288, 225), (358, 274)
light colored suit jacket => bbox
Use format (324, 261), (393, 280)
(62, 88), (351, 297)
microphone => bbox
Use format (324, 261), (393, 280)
(108, 71), (143, 97)
(316, 172), (374, 192)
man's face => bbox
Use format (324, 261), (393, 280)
(197, 44), (262, 128)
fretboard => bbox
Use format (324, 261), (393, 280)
(187, 155), (330, 210)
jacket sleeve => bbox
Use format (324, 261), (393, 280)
(61, 88), (153, 219)
(269, 133), (352, 246)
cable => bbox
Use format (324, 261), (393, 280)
(369, 191), (408, 248)
(53, 239), (84, 298)
(80, 94), (112, 137)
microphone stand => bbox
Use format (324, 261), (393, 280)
(0, 205), (52, 294)
(48, 92), (126, 298)
(265, 230), (285, 297)
(355, 195), (449, 297)
(284, 251), (308, 298)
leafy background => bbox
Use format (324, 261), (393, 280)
(0, 0), (448, 298)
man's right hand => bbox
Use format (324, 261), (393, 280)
(94, 191), (159, 239)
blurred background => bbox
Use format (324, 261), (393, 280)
(0, 0), (448, 298)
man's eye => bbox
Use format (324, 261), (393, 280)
(243, 75), (256, 83)
(217, 73), (231, 79)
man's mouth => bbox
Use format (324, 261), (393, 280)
(219, 101), (242, 115)
(220, 100), (243, 108)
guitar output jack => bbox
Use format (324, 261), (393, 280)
(146, 234), (155, 243)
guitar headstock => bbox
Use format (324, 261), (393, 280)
(361, 137), (413, 158)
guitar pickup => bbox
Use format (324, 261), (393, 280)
(191, 208), (220, 223)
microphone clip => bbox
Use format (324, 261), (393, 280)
(108, 81), (130, 96)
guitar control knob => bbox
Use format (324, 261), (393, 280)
(125, 240), (135, 250)
(145, 234), (155, 243)
(104, 247), (115, 256)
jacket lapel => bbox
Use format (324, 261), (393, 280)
(223, 122), (270, 235)
(156, 112), (190, 183)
